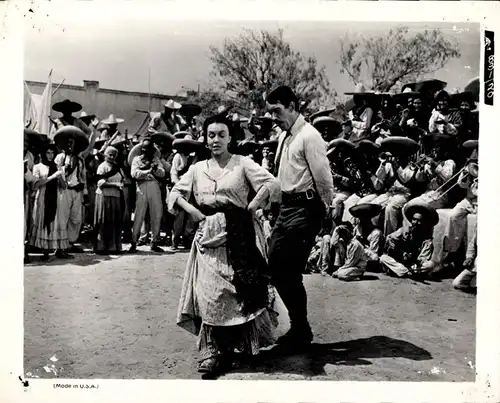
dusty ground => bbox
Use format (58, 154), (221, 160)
(24, 246), (476, 381)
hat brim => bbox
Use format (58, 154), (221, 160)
(172, 138), (205, 150)
(79, 115), (96, 124)
(52, 101), (82, 113)
(173, 131), (191, 139)
(349, 203), (383, 219)
(53, 125), (89, 153)
(180, 104), (202, 116)
(463, 140), (479, 149)
(356, 140), (380, 153)
(380, 136), (419, 154)
(152, 132), (176, 145)
(328, 138), (356, 150)
(127, 143), (161, 166)
(403, 201), (439, 227)
(101, 118), (124, 125)
(261, 139), (278, 151)
(165, 102), (182, 110)
(309, 107), (337, 122)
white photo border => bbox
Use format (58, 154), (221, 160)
(1, 1), (499, 402)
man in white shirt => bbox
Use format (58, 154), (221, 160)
(266, 86), (334, 349)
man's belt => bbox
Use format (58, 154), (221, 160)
(281, 189), (317, 204)
(67, 183), (84, 192)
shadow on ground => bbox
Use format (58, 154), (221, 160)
(229, 335), (432, 378)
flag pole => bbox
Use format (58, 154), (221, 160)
(52, 79), (66, 97)
(148, 68), (151, 113)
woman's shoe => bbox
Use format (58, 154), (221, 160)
(197, 356), (223, 375)
(40, 253), (50, 262)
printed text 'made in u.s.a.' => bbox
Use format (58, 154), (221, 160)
(53, 383), (99, 389)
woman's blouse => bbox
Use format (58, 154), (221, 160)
(96, 162), (123, 197)
(168, 154), (280, 214)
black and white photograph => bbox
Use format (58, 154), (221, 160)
(1, 1), (500, 402)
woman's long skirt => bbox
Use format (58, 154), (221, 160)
(94, 194), (123, 253)
(28, 187), (69, 250)
(177, 213), (289, 361)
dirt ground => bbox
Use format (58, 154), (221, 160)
(24, 246), (476, 381)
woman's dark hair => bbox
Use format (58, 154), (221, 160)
(201, 114), (239, 154)
(40, 144), (59, 165)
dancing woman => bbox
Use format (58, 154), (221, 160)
(168, 113), (281, 377)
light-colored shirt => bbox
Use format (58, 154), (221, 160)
(24, 151), (35, 173)
(55, 153), (87, 193)
(96, 162), (123, 198)
(348, 107), (374, 143)
(428, 110), (459, 135)
(131, 155), (165, 182)
(170, 153), (189, 184)
(148, 112), (186, 135)
(275, 114), (334, 207)
(354, 224), (383, 262)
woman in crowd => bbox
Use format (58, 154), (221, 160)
(28, 144), (71, 261)
(168, 112), (281, 377)
(93, 146), (125, 254)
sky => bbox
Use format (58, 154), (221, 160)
(24, 19), (480, 97)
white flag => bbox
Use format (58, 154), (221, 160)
(36, 72), (53, 135)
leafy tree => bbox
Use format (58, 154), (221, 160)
(339, 26), (461, 92)
(209, 28), (333, 115)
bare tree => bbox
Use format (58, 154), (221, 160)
(209, 29), (334, 114)
(339, 27), (461, 92)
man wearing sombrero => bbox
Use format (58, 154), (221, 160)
(380, 201), (438, 279)
(50, 99), (93, 137)
(148, 99), (187, 136)
(266, 85), (334, 348)
(54, 125), (93, 254)
(428, 91), (460, 136)
(129, 138), (167, 253)
(99, 113), (126, 143)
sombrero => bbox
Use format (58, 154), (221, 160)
(464, 76), (480, 103)
(151, 132), (176, 146)
(435, 90), (451, 101)
(53, 125), (89, 154)
(328, 138), (356, 150)
(165, 99), (182, 110)
(403, 200), (439, 227)
(402, 79), (447, 96)
(173, 131), (191, 139)
(24, 128), (41, 142)
(180, 103), (202, 117)
(172, 138), (205, 152)
(451, 91), (476, 107)
(463, 140), (479, 149)
(101, 114), (124, 125)
(256, 112), (274, 122)
(94, 137), (129, 151)
(79, 111), (96, 124)
(392, 87), (421, 103)
(356, 139), (380, 154)
(52, 99), (82, 113)
(127, 142), (161, 166)
(380, 136), (419, 155)
(309, 107), (337, 122)
(349, 203), (383, 219)
(313, 116), (342, 133)
(344, 83), (377, 96)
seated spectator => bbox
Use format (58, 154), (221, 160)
(349, 203), (384, 272)
(380, 201), (438, 279)
(330, 222), (368, 281)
